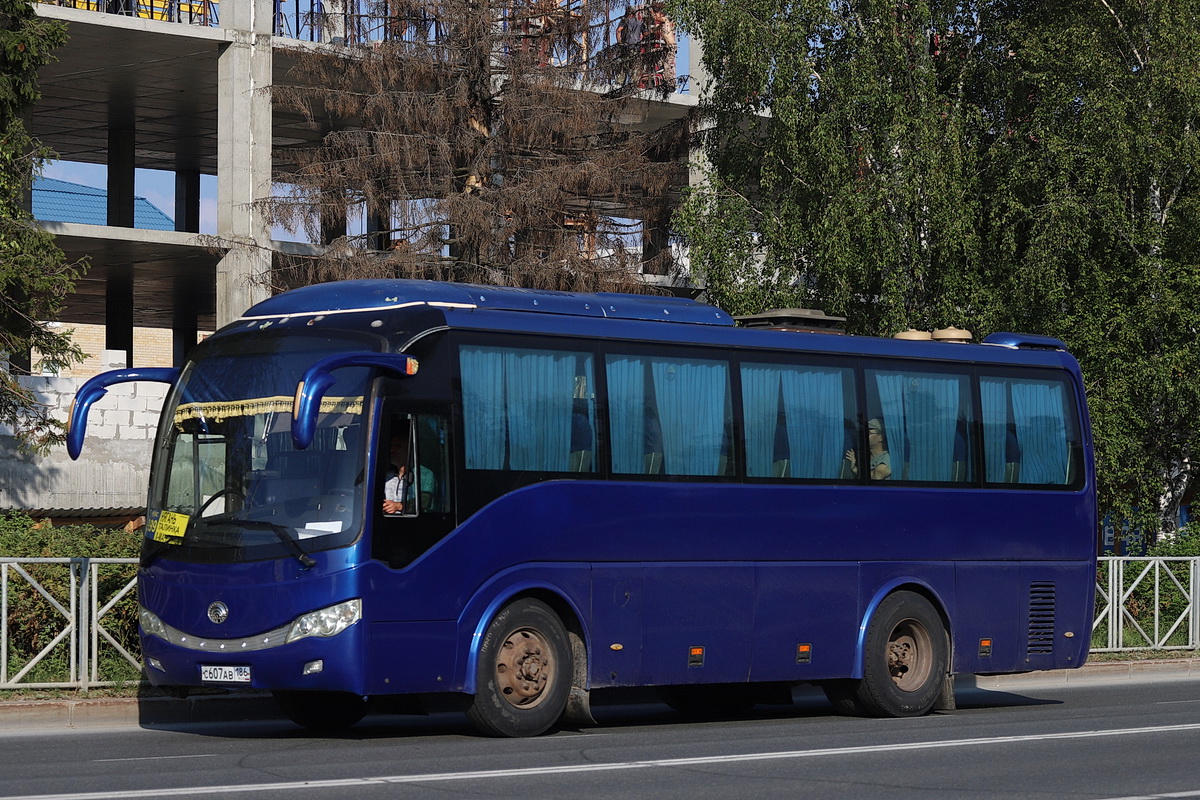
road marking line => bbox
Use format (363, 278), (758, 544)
(7, 722), (1200, 800)
(94, 755), (220, 763)
(1098, 792), (1200, 800)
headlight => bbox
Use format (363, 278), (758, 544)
(140, 607), (169, 641)
(286, 599), (362, 643)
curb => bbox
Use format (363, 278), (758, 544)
(964, 657), (1200, 689)
(5, 660), (1200, 731)
(0, 693), (281, 731)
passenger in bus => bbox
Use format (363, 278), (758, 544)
(383, 436), (435, 514)
(844, 418), (892, 480)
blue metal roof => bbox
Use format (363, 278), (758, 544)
(239, 279), (734, 326)
(227, 279), (1079, 373)
(32, 176), (175, 231)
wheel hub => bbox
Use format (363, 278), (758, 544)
(495, 628), (553, 707)
(887, 619), (933, 692)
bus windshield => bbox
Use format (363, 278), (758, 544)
(144, 331), (378, 564)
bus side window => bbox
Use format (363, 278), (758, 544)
(460, 345), (596, 473)
(740, 361), (854, 480)
(381, 417), (418, 517)
(981, 375), (1075, 486)
(608, 354), (732, 477)
(415, 414), (450, 512)
(867, 368), (973, 482)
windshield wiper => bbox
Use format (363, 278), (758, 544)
(199, 515), (317, 569)
(237, 519), (317, 569)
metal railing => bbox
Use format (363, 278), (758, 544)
(0, 555), (1194, 690)
(0, 558), (140, 690)
(1093, 556), (1200, 652)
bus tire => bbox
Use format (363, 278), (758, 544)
(467, 598), (572, 737)
(273, 690), (368, 731)
(827, 591), (948, 718)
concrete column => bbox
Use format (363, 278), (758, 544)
(686, 30), (709, 93)
(215, 0), (273, 327)
(175, 169), (201, 233)
(172, 284), (199, 366)
(107, 121), (136, 228)
(105, 272), (134, 366)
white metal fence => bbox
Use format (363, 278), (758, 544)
(1093, 556), (1200, 652)
(0, 555), (1194, 689)
(0, 558), (140, 690)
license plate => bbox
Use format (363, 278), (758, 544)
(200, 665), (251, 684)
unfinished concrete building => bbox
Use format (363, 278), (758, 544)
(5, 0), (705, 517)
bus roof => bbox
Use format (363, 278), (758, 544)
(230, 279), (1077, 372)
(239, 279), (734, 327)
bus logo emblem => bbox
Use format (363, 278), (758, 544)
(207, 602), (230, 624)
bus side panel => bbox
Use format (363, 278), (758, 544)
(451, 564), (594, 695)
(588, 566), (644, 687)
(639, 563), (755, 685)
(364, 621), (460, 694)
(953, 562), (1021, 674)
(1020, 561), (1094, 671)
(750, 563), (860, 682)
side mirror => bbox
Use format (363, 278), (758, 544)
(67, 368), (179, 460)
(292, 353), (418, 450)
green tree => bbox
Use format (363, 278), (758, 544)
(674, 0), (992, 330)
(673, 0), (1200, 535)
(0, 0), (84, 454)
(982, 1), (1200, 535)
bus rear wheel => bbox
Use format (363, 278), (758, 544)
(467, 598), (572, 737)
(273, 690), (368, 731)
(824, 590), (948, 718)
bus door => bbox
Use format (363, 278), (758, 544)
(372, 408), (454, 568)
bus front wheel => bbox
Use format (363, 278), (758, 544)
(467, 598), (572, 737)
(824, 591), (948, 718)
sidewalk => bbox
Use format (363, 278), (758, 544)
(5, 658), (1200, 731)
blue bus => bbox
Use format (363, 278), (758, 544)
(68, 279), (1096, 736)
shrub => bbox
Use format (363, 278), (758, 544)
(0, 512), (141, 685)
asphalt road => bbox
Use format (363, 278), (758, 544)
(2, 677), (1200, 799)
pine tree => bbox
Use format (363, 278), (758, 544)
(0, 0), (84, 454)
(266, 0), (687, 293)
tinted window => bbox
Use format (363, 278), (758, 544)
(980, 374), (1080, 486)
(741, 361), (855, 479)
(606, 354), (733, 476)
(460, 345), (596, 472)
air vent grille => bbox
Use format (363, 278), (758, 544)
(1027, 582), (1056, 654)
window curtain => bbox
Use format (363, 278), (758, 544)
(980, 378), (1009, 482)
(461, 347), (508, 469)
(905, 375), (961, 481)
(1011, 381), (1069, 484)
(505, 349), (579, 471)
(874, 372), (963, 481)
(874, 372), (907, 476)
(651, 359), (729, 475)
(606, 356), (647, 474)
(779, 367), (845, 478)
(740, 365), (782, 477)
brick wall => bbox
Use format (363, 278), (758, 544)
(41, 323), (205, 380)
(1, 343), (175, 511)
